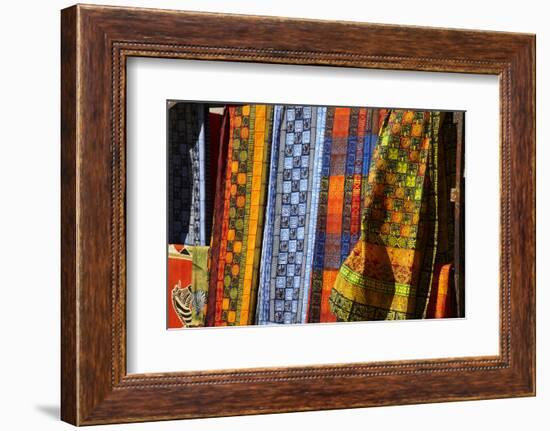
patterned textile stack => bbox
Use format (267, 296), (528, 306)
(207, 105), (274, 326)
(167, 102), (460, 328)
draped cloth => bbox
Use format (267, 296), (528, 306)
(307, 107), (385, 323)
(207, 105), (273, 326)
(205, 109), (230, 327)
(424, 111), (463, 319)
(329, 109), (455, 321)
(167, 103), (209, 246)
(426, 263), (456, 318)
(168, 103), (461, 327)
(256, 106), (326, 324)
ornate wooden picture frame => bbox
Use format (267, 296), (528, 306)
(61, 4), (535, 425)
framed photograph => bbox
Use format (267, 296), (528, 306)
(61, 4), (535, 425)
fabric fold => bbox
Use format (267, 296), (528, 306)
(329, 109), (457, 321)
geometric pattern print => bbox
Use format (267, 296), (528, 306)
(168, 103), (460, 327)
(329, 110), (442, 321)
(256, 106), (325, 324)
(307, 107), (383, 323)
(255, 106), (284, 324)
(209, 105), (274, 326)
(167, 103), (208, 246)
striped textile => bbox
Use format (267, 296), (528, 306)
(307, 107), (384, 323)
(256, 106), (327, 325)
(207, 105), (274, 326)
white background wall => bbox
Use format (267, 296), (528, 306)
(0, 0), (546, 429)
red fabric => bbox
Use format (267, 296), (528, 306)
(167, 245), (193, 329)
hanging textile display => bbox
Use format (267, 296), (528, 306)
(329, 109), (457, 321)
(256, 106), (327, 325)
(167, 102), (463, 328)
(207, 105), (274, 326)
(307, 107), (384, 323)
(168, 103), (209, 246)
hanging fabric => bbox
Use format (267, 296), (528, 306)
(167, 103), (461, 327)
(329, 109), (455, 320)
(167, 103), (209, 246)
(205, 108), (231, 326)
(256, 106), (326, 324)
(424, 111), (463, 319)
(307, 107), (384, 323)
(425, 263), (456, 318)
(207, 105), (274, 326)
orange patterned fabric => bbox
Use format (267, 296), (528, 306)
(207, 105), (273, 326)
(329, 110), (444, 320)
(426, 263), (456, 318)
(307, 107), (385, 322)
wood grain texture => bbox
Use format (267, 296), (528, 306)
(60, 4), (536, 425)
(60, 5), (78, 425)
